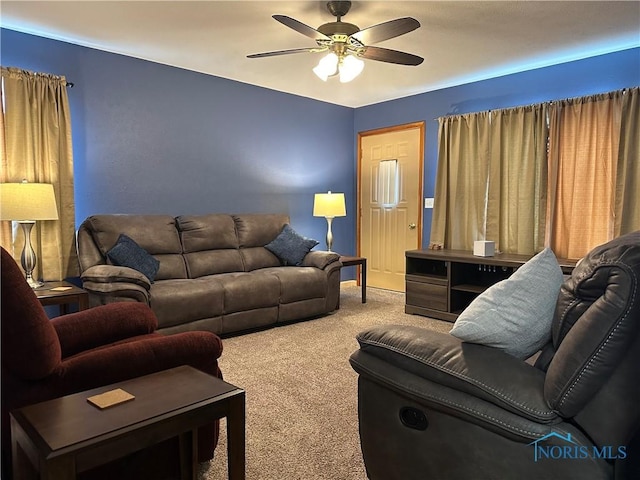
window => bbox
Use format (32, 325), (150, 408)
(379, 159), (399, 208)
(431, 88), (639, 259)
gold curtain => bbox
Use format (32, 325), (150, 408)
(432, 88), (636, 259)
(547, 91), (624, 259)
(614, 87), (640, 236)
(0, 66), (78, 280)
(430, 112), (491, 250)
(0, 87), (10, 248)
(487, 105), (549, 254)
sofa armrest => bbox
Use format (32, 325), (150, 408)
(52, 303), (158, 358)
(81, 264), (151, 289)
(354, 325), (557, 424)
(81, 264), (151, 305)
(301, 250), (340, 270)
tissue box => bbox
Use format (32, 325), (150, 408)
(473, 240), (495, 257)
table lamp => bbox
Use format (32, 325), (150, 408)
(0, 181), (59, 288)
(313, 191), (346, 251)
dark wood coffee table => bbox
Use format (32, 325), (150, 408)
(10, 365), (245, 480)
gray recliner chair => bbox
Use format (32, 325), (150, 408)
(350, 231), (640, 480)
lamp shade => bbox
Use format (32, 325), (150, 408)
(313, 191), (346, 218)
(0, 182), (59, 221)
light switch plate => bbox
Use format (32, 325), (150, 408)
(424, 198), (434, 208)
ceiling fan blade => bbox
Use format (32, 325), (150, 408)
(273, 15), (331, 41)
(351, 17), (420, 45)
(247, 47), (318, 59)
(360, 46), (424, 66)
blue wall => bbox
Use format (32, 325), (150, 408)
(1, 28), (638, 260)
(0, 29), (356, 256)
(354, 47), (640, 243)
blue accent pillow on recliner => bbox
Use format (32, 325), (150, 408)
(265, 224), (319, 266)
(106, 234), (160, 282)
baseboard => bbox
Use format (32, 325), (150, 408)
(341, 280), (357, 287)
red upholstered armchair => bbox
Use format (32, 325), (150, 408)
(1, 247), (224, 479)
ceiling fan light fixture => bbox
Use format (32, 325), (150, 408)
(313, 52), (339, 81)
(339, 54), (364, 83)
(252, 4), (423, 84)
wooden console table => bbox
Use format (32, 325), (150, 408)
(11, 366), (245, 480)
(405, 249), (576, 322)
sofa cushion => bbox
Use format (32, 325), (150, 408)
(86, 215), (182, 255)
(263, 266), (327, 303)
(178, 215), (245, 277)
(265, 224), (319, 266)
(234, 214), (289, 247)
(153, 254), (189, 281)
(217, 271), (280, 313)
(85, 215), (187, 280)
(221, 307), (279, 334)
(107, 234), (160, 282)
(150, 278), (225, 328)
(450, 248), (564, 359)
(184, 250), (245, 278)
(240, 247), (281, 271)
(278, 298), (329, 323)
(177, 214), (239, 252)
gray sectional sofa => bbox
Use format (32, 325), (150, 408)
(77, 213), (342, 336)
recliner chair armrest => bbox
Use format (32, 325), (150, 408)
(52, 303), (158, 358)
(354, 325), (558, 423)
(50, 331), (223, 391)
(301, 251), (340, 270)
(351, 351), (584, 446)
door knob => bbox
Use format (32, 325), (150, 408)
(409, 223), (416, 230)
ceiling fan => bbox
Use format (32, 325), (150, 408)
(247, 1), (424, 83)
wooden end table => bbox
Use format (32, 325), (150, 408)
(35, 281), (89, 314)
(340, 256), (367, 303)
(10, 365), (245, 480)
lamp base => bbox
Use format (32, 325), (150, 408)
(26, 276), (45, 289)
(18, 221), (44, 289)
(325, 217), (334, 252)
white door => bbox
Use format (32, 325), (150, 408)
(359, 123), (424, 292)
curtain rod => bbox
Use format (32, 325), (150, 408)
(434, 87), (632, 121)
(0, 66), (74, 87)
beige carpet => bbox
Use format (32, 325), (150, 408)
(198, 285), (452, 480)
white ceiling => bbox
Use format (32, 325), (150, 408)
(2, 1), (639, 108)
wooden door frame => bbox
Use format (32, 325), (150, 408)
(356, 121), (425, 258)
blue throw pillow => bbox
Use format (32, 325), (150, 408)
(265, 224), (319, 266)
(106, 234), (160, 282)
